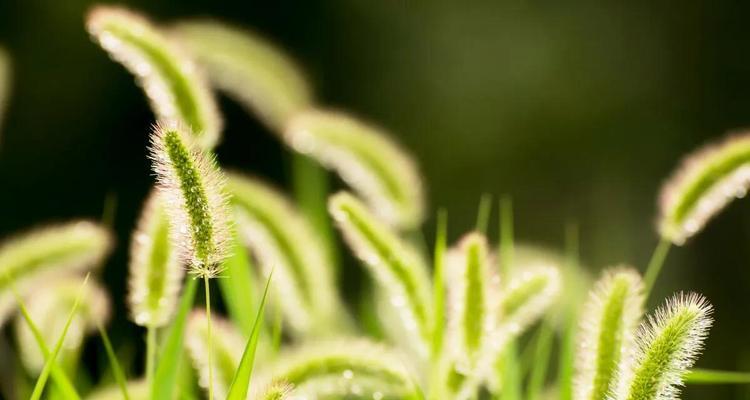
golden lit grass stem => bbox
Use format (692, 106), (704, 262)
(204, 275), (214, 400)
(643, 238), (671, 299)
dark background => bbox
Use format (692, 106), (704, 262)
(1, 1), (750, 398)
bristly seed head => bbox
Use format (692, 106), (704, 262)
(659, 131), (750, 245)
(149, 123), (230, 279)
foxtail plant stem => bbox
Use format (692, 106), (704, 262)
(204, 275), (214, 400)
(146, 326), (156, 385)
(557, 222), (579, 400)
(643, 238), (672, 300)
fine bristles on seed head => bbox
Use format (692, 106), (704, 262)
(0, 221), (113, 325)
(253, 338), (419, 398)
(658, 131), (750, 245)
(574, 267), (644, 400)
(497, 265), (561, 338)
(15, 276), (110, 373)
(127, 190), (185, 327)
(329, 191), (433, 357)
(170, 20), (313, 131)
(185, 310), (246, 399)
(288, 110), (425, 230)
(616, 292), (713, 400)
(444, 232), (499, 369)
(227, 172), (347, 337)
(252, 381), (292, 400)
(149, 124), (230, 279)
(86, 5), (222, 149)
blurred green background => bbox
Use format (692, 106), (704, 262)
(1, 0), (750, 398)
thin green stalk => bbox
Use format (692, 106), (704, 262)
(476, 194), (492, 235)
(499, 196), (514, 280)
(97, 322), (130, 400)
(204, 276), (214, 400)
(429, 210), (447, 400)
(526, 320), (554, 400)
(558, 222), (579, 400)
(684, 368), (750, 384)
(643, 238), (671, 300)
(146, 326), (156, 385)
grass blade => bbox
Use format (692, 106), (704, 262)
(226, 272), (272, 400)
(96, 322), (130, 400)
(0, 46), (10, 138)
(29, 274), (90, 400)
(170, 20), (313, 131)
(218, 231), (259, 335)
(151, 277), (198, 400)
(525, 319), (554, 400)
(289, 111), (426, 230)
(683, 368), (750, 385)
(86, 6), (222, 149)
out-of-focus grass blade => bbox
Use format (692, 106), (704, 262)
(475, 194), (492, 235)
(96, 322), (130, 400)
(684, 368), (750, 384)
(226, 272), (272, 400)
(0, 46), (10, 139)
(151, 278), (198, 400)
(218, 231), (259, 335)
(525, 320), (554, 400)
(430, 210), (447, 362)
(7, 279), (80, 400)
(557, 222), (579, 400)
(30, 274), (90, 400)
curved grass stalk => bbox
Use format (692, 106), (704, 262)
(227, 173), (346, 337)
(86, 6), (222, 149)
(445, 233), (498, 369)
(616, 293), (713, 400)
(149, 124), (230, 278)
(0, 47), (10, 138)
(0, 221), (112, 325)
(87, 380), (148, 400)
(290, 111), (425, 229)
(658, 132), (750, 245)
(574, 268), (644, 400)
(15, 277), (110, 373)
(170, 20), (313, 130)
(255, 338), (421, 399)
(185, 310), (245, 400)
(329, 192), (432, 357)
(128, 190), (185, 328)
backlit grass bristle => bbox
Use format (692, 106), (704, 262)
(185, 310), (246, 399)
(149, 124), (230, 278)
(15, 276), (110, 373)
(227, 172), (347, 337)
(86, 5), (222, 149)
(252, 381), (292, 400)
(574, 267), (644, 400)
(0, 221), (113, 325)
(290, 110), (425, 230)
(616, 292), (713, 400)
(498, 265), (561, 337)
(127, 190), (185, 327)
(659, 131), (750, 245)
(329, 192), (433, 357)
(171, 20), (313, 131)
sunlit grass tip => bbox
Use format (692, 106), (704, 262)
(149, 123), (230, 278)
(227, 172), (346, 337)
(86, 5), (222, 149)
(616, 292), (713, 400)
(0, 221), (113, 325)
(289, 110), (426, 229)
(185, 310), (247, 399)
(574, 267), (643, 400)
(329, 191), (432, 356)
(128, 190), (185, 327)
(659, 131), (750, 245)
(15, 276), (110, 373)
(171, 20), (313, 131)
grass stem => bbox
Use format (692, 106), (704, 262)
(204, 275), (214, 400)
(643, 238), (672, 300)
(146, 326), (156, 385)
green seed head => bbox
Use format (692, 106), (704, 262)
(618, 292), (713, 400)
(659, 131), (750, 245)
(575, 267), (644, 400)
(150, 124), (230, 278)
(127, 190), (185, 327)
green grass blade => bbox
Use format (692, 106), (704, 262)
(151, 277), (198, 400)
(218, 231), (259, 335)
(226, 272), (272, 400)
(683, 368), (750, 384)
(7, 280), (80, 400)
(96, 322), (130, 400)
(29, 274), (90, 400)
(475, 194), (492, 235)
(525, 320), (554, 400)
